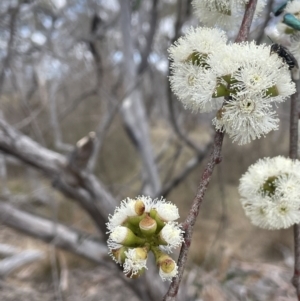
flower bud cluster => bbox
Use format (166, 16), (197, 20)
(106, 196), (184, 281)
(169, 27), (295, 145)
(239, 156), (300, 230)
(192, 0), (266, 31)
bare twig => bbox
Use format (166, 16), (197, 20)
(0, 250), (44, 278)
(291, 80), (300, 299)
(0, 118), (116, 234)
(58, 89), (98, 122)
(0, 6), (19, 95)
(0, 201), (108, 263)
(163, 131), (224, 301)
(163, 1), (258, 300)
(137, 0), (159, 74)
(0, 244), (19, 257)
(0, 153), (9, 196)
(235, 0), (258, 43)
(158, 140), (212, 198)
(119, 0), (161, 195)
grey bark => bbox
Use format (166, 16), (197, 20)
(119, 0), (161, 196)
(0, 250), (44, 278)
(0, 201), (108, 263)
(0, 117), (116, 234)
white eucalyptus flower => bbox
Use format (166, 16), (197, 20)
(123, 248), (148, 277)
(192, 0), (266, 31)
(154, 200), (180, 222)
(159, 222), (184, 253)
(213, 93), (279, 145)
(207, 43), (242, 77)
(239, 157), (300, 229)
(168, 26), (228, 64)
(241, 196), (274, 229)
(109, 226), (129, 244)
(284, 0), (300, 15)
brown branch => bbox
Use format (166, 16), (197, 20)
(163, 131), (224, 301)
(291, 80), (300, 299)
(235, 0), (258, 43)
(163, 1), (258, 300)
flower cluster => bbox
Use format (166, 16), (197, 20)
(106, 196), (184, 281)
(169, 27), (296, 145)
(239, 156), (300, 230)
(192, 0), (266, 31)
(265, 0), (300, 79)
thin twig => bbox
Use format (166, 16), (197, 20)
(163, 1), (258, 300)
(163, 131), (224, 301)
(291, 80), (300, 299)
(157, 141), (212, 198)
(0, 6), (19, 96)
(235, 0), (258, 43)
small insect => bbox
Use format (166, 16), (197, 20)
(270, 43), (299, 70)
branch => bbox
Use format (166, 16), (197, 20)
(137, 0), (159, 74)
(163, 1), (258, 300)
(158, 141), (212, 198)
(291, 80), (300, 299)
(163, 131), (224, 301)
(58, 89), (98, 122)
(0, 250), (44, 278)
(0, 117), (116, 234)
(0, 244), (19, 257)
(119, 0), (161, 195)
(235, 0), (258, 43)
(0, 6), (19, 95)
(0, 201), (108, 263)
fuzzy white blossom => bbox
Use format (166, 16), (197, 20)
(168, 26), (227, 64)
(169, 30), (295, 134)
(192, 0), (266, 31)
(159, 222), (184, 253)
(170, 64), (222, 112)
(109, 226), (129, 243)
(207, 43), (242, 77)
(285, 0), (300, 15)
(239, 157), (300, 229)
(123, 248), (148, 277)
(213, 93), (280, 145)
(168, 27), (228, 113)
(154, 201), (180, 221)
